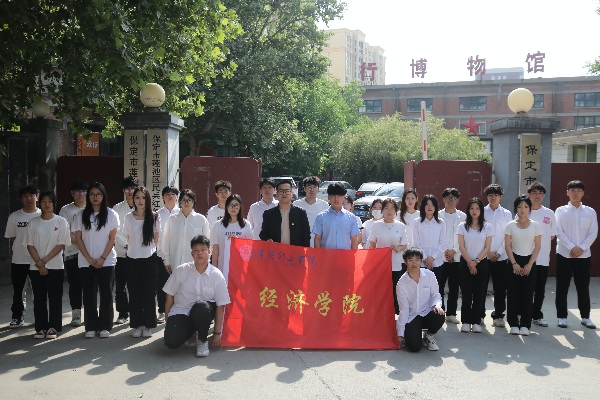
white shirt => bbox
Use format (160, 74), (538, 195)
(484, 205), (513, 261)
(4, 208), (42, 264)
(123, 212), (160, 259)
(413, 217), (447, 268)
(361, 218), (378, 247)
(113, 200), (135, 258)
(528, 207), (557, 266)
(247, 198), (279, 239)
(59, 203), (84, 257)
(293, 198), (329, 247)
(439, 209), (467, 262)
(368, 220), (408, 271)
(505, 220), (543, 257)
(207, 205), (226, 229)
(457, 222), (494, 260)
(555, 202), (598, 258)
(24, 215), (71, 270)
(161, 211), (210, 267)
(210, 220), (253, 281)
(396, 210), (419, 250)
(72, 208), (120, 267)
(157, 205), (180, 258)
(163, 262), (230, 317)
(396, 268), (442, 337)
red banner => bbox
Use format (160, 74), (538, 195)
(222, 238), (398, 349)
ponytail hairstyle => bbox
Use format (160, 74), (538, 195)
(82, 182), (109, 231)
(399, 188), (419, 224)
(133, 186), (158, 246)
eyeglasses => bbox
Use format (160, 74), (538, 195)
(124, 188), (137, 192)
(89, 193), (103, 198)
(180, 198), (193, 204)
(444, 196), (457, 201)
(74, 190), (87, 195)
(304, 185), (318, 190)
(164, 193), (178, 197)
(277, 189), (292, 194)
(228, 203), (241, 209)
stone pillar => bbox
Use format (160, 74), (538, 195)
(120, 111), (184, 210)
(26, 119), (62, 193)
(489, 117), (559, 209)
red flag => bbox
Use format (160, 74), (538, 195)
(222, 238), (398, 350)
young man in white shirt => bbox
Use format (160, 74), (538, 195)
(247, 178), (278, 239)
(113, 175), (139, 324)
(59, 181), (88, 326)
(4, 186), (41, 328)
(526, 182), (557, 328)
(396, 248), (445, 352)
(438, 188), (467, 324)
(293, 176), (329, 247)
(555, 180), (598, 329)
(207, 180), (231, 228)
(163, 235), (230, 358)
(156, 186), (180, 323)
(483, 184), (513, 327)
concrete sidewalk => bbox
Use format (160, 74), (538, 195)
(0, 277), (598, 399)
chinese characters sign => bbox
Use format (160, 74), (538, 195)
(519, 134), (542, 195)
(145, 130), (167, 211)
(222, 239), (397, 349)
(124, 130), (143, 181)
(360, 62), (377, 82)
(77, 133), (100, 156)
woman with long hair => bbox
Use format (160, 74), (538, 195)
(457, 198), (493, 334)
(25, 191), (70, 339)
(361, 199), (383, 249)
(504, 195), (542, 336)
(73, 182), (119, 339)
(413, 195), (447, 270)
(124, 187), (160, 338)
(397, 189), (419, 272)
(210, 194), (253, 281)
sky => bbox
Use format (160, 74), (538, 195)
(318, 0), (600, 84)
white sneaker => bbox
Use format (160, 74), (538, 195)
(520, 327), (530, 336)
(533, 318), (548, 327)
(132, 327), (143, 338)
(510, 327), (520, 335)
(186, 332), (198, 347)
(196, 341), (209, 357)
(472, 324), (482, 333)
(445, 315), (460, 324)
(70, 309), (82, 327)
(84, 330), (96, 339)
(156, 313), (166, 323)
(115, 317), (128, 325)
(460, 324), (471, 333)
(493, 318), (506, 327)
(422, 333), (439, 351)
(46, 328), (58, 339)
(142, 327), (152, 337)
(558, 318), (568, 328)
(99, 330), (110, 338)
(581, 318), (596, 329)
(33, 330), (46, 339)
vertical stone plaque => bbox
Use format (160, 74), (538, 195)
(146, 129), (167, 211)
(519, 133), (542, 195)
(124, 130), (145, 182)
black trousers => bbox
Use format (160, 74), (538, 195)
(532, 264), (549, 320)
(156, 260), (170, 313)
(164, 301), (216, 349)
(392, 270), (402, 315)
(29, 269), (64, 332)
(404, 311), (445, 352)
(555, 254), (591, 319)
(65, 257), (83, 310)
(506, 254), (536, 329)
(81, 265), (114, 332)
(126, 254), (158, 329)
(459, 257), (488, 325)
(114, 257), (129, 318)
(434, 261), (460, 316)
(11, 263), (30, 320)
(489, 259), (508, 319)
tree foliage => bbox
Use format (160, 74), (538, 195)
(329, 114), (491, 187)
(0, 0), (242, 134)
(585, 1), (600, 76)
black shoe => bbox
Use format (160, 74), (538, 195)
(9, 318), (24, 329)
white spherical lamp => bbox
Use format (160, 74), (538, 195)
(139, 83), (165, 108)
(32, 100), (50, 118)
(507, 88), (534, 114)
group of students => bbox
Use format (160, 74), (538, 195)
(4, 174), (597, 357)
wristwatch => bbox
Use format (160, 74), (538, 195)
(475, 258), (480, 264)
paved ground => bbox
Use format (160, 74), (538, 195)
(0, 277), (598, 399)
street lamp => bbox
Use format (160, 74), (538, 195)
(139, 83), (165, 108)
(507, 88), (534, 114)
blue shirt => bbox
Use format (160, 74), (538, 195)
(312, 207), (360, 249)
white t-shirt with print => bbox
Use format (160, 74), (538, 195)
(24, 215), (71, 270)
(528, 207), (557, 266)
(368, 220), (408, 271)
(4, 208), (42, 264)
(210, 220), (253, 281)
(72, 208), (120, 267)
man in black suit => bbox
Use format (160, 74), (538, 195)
(259, 180), (311, 247)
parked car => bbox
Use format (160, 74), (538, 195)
(316, 181), (356, 201)
(355, 182), (384, 199)
(353, 182), (404, 221)
(269, 176), (299, 201)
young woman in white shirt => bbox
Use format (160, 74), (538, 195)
(211, 194), (253, 282)
(397, 189), (419, 274)
(504, 195), (542, 336)
(361, 199), (383, 248)
(74, 182), (119, 339)
(413, 195), (447, 270)
(25, 192), (70, 339)
(124, 187), (160, 338)
(457, 198), (493, 333)
(368, 198), (408, 314)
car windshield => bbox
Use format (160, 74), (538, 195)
(319, 181), (334, 189)
(359, 183), (383, 191)
(372, 185), (403, 197)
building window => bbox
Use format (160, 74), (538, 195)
(459, 96), (486, 111)
(407, 98), (433, 112)
(363, 100), (382, 113)
(575, 92), (600, 107)
(574, 116), (600, 129)
(573, 144), (597, 162)
(458, 118), (487, 135)
(532, 94), (544, 109)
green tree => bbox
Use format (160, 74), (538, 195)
(0, 0), (242, 134)
(586, 1), (600, 75)
(329, 114), (490, 187)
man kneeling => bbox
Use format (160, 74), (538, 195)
(397, 248), (445, 352)
(163, 235), (230, 357)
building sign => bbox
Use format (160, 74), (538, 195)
(360, 62), (377, 82)
(525, 51), (545, 73)
(124, 130), (144, 181)
(467, 55), (486, 76)
(519, 134), (542, 195)
(145, 130), (167, 211)
(410, 58), (427, 78)
(77, 133), (100, 156)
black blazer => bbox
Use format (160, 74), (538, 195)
(259, 205), (311, 247)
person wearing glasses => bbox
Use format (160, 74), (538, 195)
(293, 176), (329, 247)
(260, 180), (311, 247)
(210, 194), (253, 281)
(247, 178), (278, 239)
